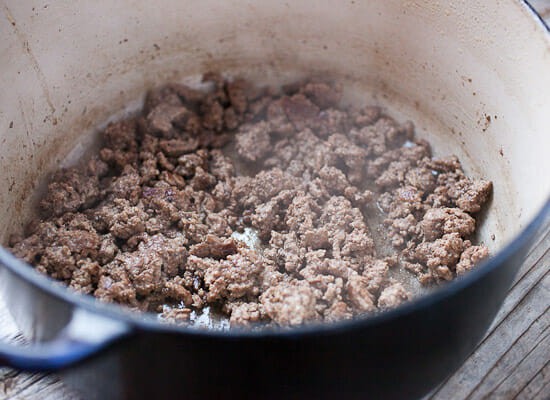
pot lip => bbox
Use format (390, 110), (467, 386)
(0, 1), (548, 340)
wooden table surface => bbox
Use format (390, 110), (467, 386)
(1, 2), (549, 399)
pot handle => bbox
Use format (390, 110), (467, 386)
(0, 307), (131, 371)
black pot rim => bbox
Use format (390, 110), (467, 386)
(0, 0), (548, 340)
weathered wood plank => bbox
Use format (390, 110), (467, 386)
(430, 249), (549, 400)
(532, 382), (550, 400)
(0, 298), (76, 400)
(490, 332), (549, 399)
(463, 278), (549, 399)
(4, 377), (73, 400)
(514, 361), (550, 400)
(485, 231), (550, 340)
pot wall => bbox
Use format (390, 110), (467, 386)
(0, 0), (549, 252)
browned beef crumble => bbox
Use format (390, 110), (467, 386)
(9, 75), (492, 328)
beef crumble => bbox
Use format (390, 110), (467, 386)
(9, 75), (492, 328)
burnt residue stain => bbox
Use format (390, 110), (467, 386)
(2, 3), (56, 118)
(478, 113), (491, 132)
(460, 75), (473, 87)
(483, 115), (491, 131)
(483, 114), (491, 131)
(9, 121), (13, 128)
(1, 0), (16, 25)
(499, 148), (504, 156)
(9, 95), (43, 215)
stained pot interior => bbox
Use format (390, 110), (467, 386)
(0, 1), (548, 283)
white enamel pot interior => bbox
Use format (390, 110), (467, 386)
(0, 1), (548, 308)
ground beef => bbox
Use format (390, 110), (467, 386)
(9, 76), (492, 329)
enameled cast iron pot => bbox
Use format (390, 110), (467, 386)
(0, 1), (549, 399)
